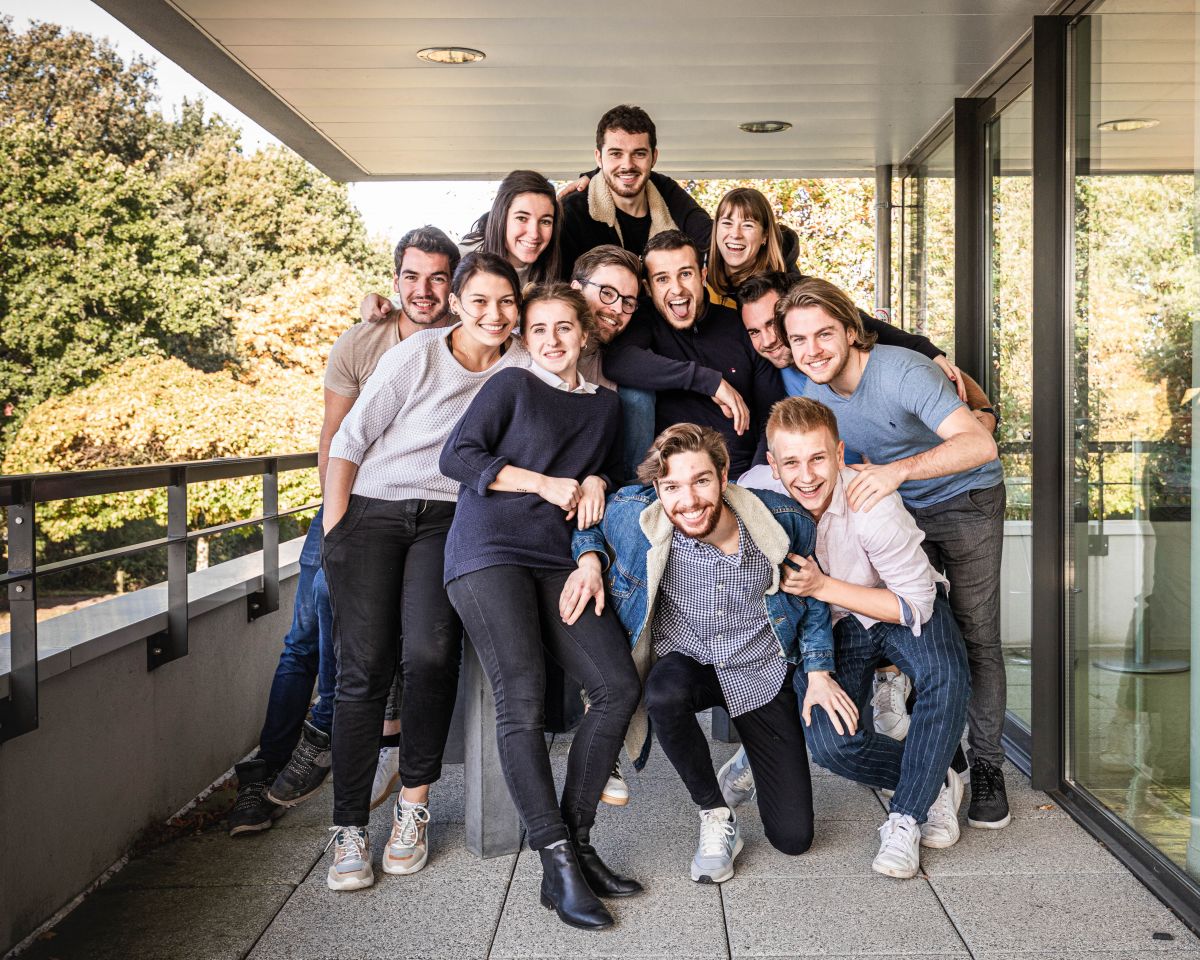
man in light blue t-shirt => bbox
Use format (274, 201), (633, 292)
(777, 276), (1011, 832)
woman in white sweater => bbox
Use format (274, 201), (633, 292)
(321, 251), (530, 892)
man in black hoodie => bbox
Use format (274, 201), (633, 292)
(559, 105), (711, 274)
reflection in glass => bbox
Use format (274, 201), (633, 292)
(1068, 0), (1200, 880)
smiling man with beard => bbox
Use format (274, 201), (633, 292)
(560, 423), (837, 884)
(603, 231), (786, 479)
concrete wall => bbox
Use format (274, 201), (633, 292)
(0, 572), (296, 953)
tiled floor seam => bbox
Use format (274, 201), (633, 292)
(486, 831), (524, 958)
(238, 833), (328, 959)
(718, 881), (734, 960)
(921, 872), (977, 959)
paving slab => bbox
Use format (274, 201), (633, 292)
(722, 877), (969, 957)
(931, 873), (1200, 955)
(249, 873), (508, 960)
(19, 883), (293, 960)
(811, 776), (889, 821)
(977, 954), (1200, 959)
(490, 876), (726, 959)
(921, 815), (1125, 877)
(734, 816), (881, 879)
(997, 761), (1071, 820)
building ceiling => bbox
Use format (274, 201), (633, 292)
(95, 0), (1056, 181)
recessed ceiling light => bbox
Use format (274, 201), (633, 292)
(1097, 117), (1159, 132)
(739, 120), (792, 134)
(417, 47), (486, 65)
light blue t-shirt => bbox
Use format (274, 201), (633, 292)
(800, 345), (1003, 508)
(783, 365), (862, 465)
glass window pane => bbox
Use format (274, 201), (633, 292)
(902, 137), (956, 358)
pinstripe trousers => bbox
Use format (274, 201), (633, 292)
(793, 594), (969, 823)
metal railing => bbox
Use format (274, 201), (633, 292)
(0, 454), (318, 744)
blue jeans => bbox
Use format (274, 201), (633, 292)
(794, 594), (969, 822)
(618, 386), (655, 485)
(258, 508), (336, 766)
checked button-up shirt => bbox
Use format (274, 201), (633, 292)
(651, 507), (790, 717)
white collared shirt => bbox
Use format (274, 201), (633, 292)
(528, 362), (598, 395)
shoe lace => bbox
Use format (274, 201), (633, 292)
(699, 812), (735, 857)
(327, 825), (367, 860)
(610, 759), (624, 782)
(284, 736), (321, 776)
(972, 760), (1003, 802)
(729, 753), (755, 791)
(879, 815), (917, 851)
(395, 803), (430, 847)
(877, 673), (907, 713)
(233, 779), (270, 812)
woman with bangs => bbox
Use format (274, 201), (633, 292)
(441, 284), (642, 932)
(707, 186), (798, 306)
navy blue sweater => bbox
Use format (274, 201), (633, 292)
(602, 300), (785, 477)
(440, 367), (623, 584)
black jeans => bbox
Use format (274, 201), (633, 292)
(447, 565), (641, 850)
(323, 496), (462, 828)
(644, 653), (814, 856)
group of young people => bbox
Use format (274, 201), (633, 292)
(229, 104), (1009, 930)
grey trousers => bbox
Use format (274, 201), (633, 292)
(908, 482), (1007, 767)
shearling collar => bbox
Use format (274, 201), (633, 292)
(587, 172), (677, 245)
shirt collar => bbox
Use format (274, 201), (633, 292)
(528, 362), (597, 394)
(822, 470), (849, 522)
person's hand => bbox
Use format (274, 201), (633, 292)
(802, 671), (860, 735)
(974, 409), (998, 434)
(361, 293), (394, 324)
(539, 475), (583, 514)
(779, 553), (825, 598)
(932, 355), (967, 402)
(575, 475), (607, 529)
(845, 462), (905, 513)
(559, 554), (605, 624)
(712, 378), (750, 435)
(322, 503), (346, 536)
(557, 175), (590, 201)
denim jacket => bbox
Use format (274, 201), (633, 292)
(571, 482), (834, 768)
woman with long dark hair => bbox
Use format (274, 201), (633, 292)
(440, 284), (641, 930)
(462, 169), (563, 285)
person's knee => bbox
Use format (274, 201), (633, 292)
(765, 819), (814, 856)
(643, 669), (691, 719)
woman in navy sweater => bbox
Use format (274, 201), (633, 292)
(441, 284), (641, 931)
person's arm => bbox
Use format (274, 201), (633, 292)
(318, 389), (357, 492)
(649, 171), (713, 250)
(360, 293), (394, 323)
(322, 457), (358, 533)
(601, 317), (722, 395)
(748, 348), (787, 466)
(864, 311), (944, 360)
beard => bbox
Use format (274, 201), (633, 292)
(401, 299), (448, 327)
(666, 496), (723, 540)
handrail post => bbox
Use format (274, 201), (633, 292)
(250, 460), (280, 620)
(1, 481), (38, 741)
(148, 467), (189, 670)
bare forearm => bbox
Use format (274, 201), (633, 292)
(813, 577), (903, 624)
(323, 458), (358, 532)
(894, 432), (997, 484)
(489, 465), (545, 495)
(961, 371), (990, 410)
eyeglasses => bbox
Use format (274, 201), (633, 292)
(580, 279), (639, 315)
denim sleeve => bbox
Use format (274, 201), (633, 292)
(799, 596), (836, 672)
(571, 512), (612, 572)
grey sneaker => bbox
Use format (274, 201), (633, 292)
(326, 826), (374, 891)
(690, 806), (742, 884)
(382, 800), (430, 875)
(717, 746), (756, 808)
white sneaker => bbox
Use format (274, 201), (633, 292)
(717, 746), (757, 808)
(382, 799), (430, 875)
(600, 758), (630, 806)
(872, 671), (912, 740)
(872, 813), (921, 879)
(920, 768), (964, 849)
(690, 807), (742, 884)
(369, 746), (400, 810)
(326, 826), (374, 891)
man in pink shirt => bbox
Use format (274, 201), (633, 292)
(734, 397), (969, 880)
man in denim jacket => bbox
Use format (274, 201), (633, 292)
(560, 423), (841, 884)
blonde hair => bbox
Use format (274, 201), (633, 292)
(707, 188), (787, 298)
(766, 397), (840, 451)
(636, 423), (729, 485)
(775, 277), (877, 350)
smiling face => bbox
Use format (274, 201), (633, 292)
(741, 289), (791, 369)
(715, 204), (766, 272)
(595, 129), (657, 200)
(783, 303), (857, 384)
(767, 425), (844, 520)
(655, 449), (727, 540)
(504, 192), (555, 267)
(574, 263), (640, 345)
(449, 271), (519, 350)
(644, 245), (706, 331)
(523, 299), (586, 383)
(393, 248), (452, 327)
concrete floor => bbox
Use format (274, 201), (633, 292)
(18, 722), (1200, 960)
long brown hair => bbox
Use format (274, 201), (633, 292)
(707, 187), (787, 298)
(463, 170), (562, 284)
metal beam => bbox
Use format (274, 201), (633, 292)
(1029, 14), (1070, 793)
(954, 97), (993, 386)
(874, 164), (893, 317)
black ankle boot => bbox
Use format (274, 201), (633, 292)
(538, 843), (614, 930)
(569, 824), (643, 898)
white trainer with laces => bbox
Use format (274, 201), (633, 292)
(717, 746), (757, 809)
(383, 800), (431, 875)
(872, 813), (921, 879)
(600, 758), (630, 806)
(920, 768), (964, 849)
(326, 826), (374, 891)
(871, 670), (912, 741)
(691, 806), (742, 884)
(369, 746), (400, 810)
